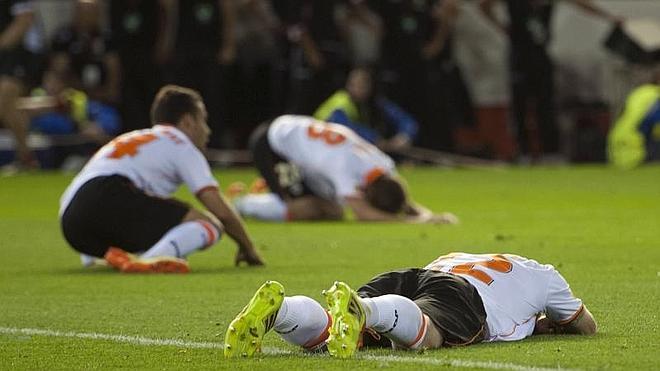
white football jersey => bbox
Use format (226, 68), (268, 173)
(425, 252), (583, 342)
(59, 125), (218, 215)
(267, 115), (396, 201)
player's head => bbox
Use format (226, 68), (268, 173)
(151, 85), (211, 150)
(364, 174), (406, 214)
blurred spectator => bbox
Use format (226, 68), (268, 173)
(371, 0), (471, 152)
(369, 0), (432, 147)
(16, 69), (120, 144)
(479, 0), (622, 160)
(50, 0), (121, 106)
(109, 0), (165, 131)
(160, 0), (234, 147)
(273, 0), (347, 115)
(222, 0), (282, 148)
(608, 69), (660, 169)
(334, 0), (383, 67)
(0, 0), (44, 169)
(420, 0), (475, 151)
(314, 66), (418, 151)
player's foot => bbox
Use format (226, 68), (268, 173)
(104, 247), (189, 273)
(226, 181), (246, 199)
(323, 281), (366, 358)
(224, 280), (285, 358)
(248, 178), (268, 193)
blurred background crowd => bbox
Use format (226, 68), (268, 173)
(1, 0), (659, 170)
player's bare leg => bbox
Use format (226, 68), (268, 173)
(287, 196), (343, 221)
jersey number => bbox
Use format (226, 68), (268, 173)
(307, 123), (346, 145)
(435, 254), (513, 285)
(107, 133), (158, 159)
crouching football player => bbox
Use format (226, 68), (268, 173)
(232, 115), (457, 224)
(59, 85), (264, 273)
(224, 252), (596, 358)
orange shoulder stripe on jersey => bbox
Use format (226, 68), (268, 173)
(195, 185), (219, 198)
(557, 304), (585, 325)
(303, 311), (332, 349)
(364, 167), (386, 186)
(407, 312), (428, 348)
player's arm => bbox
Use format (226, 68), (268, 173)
(554, 305), (597, 335)
(0, 6), (33, 49)
(534, 306), (597, 336)
(403, 201), (460, 224)
(197, 188), (264, 266)
(345, 195), (405, 222)
(566, 0), (623, 24)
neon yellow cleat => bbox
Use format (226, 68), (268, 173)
(323, 281), (366, 358)
(224, 280), (285, 358)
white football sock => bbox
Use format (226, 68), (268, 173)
(362, 294), (427, 349)
(274, 296), (331, 349)
(141, 220), (221, 259)
(234, 193), (288, 221)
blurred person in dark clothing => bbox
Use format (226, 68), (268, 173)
(109, 0), (166, 131)
(334, 0), (383, 67)
(369, 0), (430, 134)
(50, 0), (121, 107)
(159, 0), (235, 147)
(421, 0), (475, 152)
(371, 0), (472, 152)
(272, 0), (347, 115)
(479, 0), (622, 159)
(222, 0), (282, 148)
(0, 0), (45, 169)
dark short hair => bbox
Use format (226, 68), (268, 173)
(150, 85), (204, 126)
(364, 174), (406, 214)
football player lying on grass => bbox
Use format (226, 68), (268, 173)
(224, 252), (596, 358)
(230, 115), (458, 224)
(59, 85), (264, 273)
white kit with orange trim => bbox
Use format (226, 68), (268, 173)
(59, 125), (218, 215)
(267, 115), (396, 201)
(425, 252), (583, 342)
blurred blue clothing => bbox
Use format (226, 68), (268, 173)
(315, 90), (418, 144)
(31, 101), (120, 136)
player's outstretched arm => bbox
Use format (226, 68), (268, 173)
(555, 306), (597, 335)
(345, 195), (406, 222)
(197, 188), (264, 266)
(403, 202), (459, 225)
(535, 306), (597, 336)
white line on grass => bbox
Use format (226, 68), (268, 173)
(0, 326), (223, 349)
(1, 326), (576, 371)
(361, 355), (576, 371)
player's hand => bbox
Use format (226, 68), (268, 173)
(412, 212), (459, 224)
(425, 212), (460, 225)
(234, 248), (265, 267)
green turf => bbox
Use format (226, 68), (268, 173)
(0, 166), (659, 370)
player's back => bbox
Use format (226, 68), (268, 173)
(267, 115), (395, 199)
(425, 252), (567, 341)
(60, 125), (213, 214)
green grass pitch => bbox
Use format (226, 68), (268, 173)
(1, 165), (659, 370)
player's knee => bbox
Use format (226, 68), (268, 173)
(418, 321), (444, 349)
(183, 208), (224, 233)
